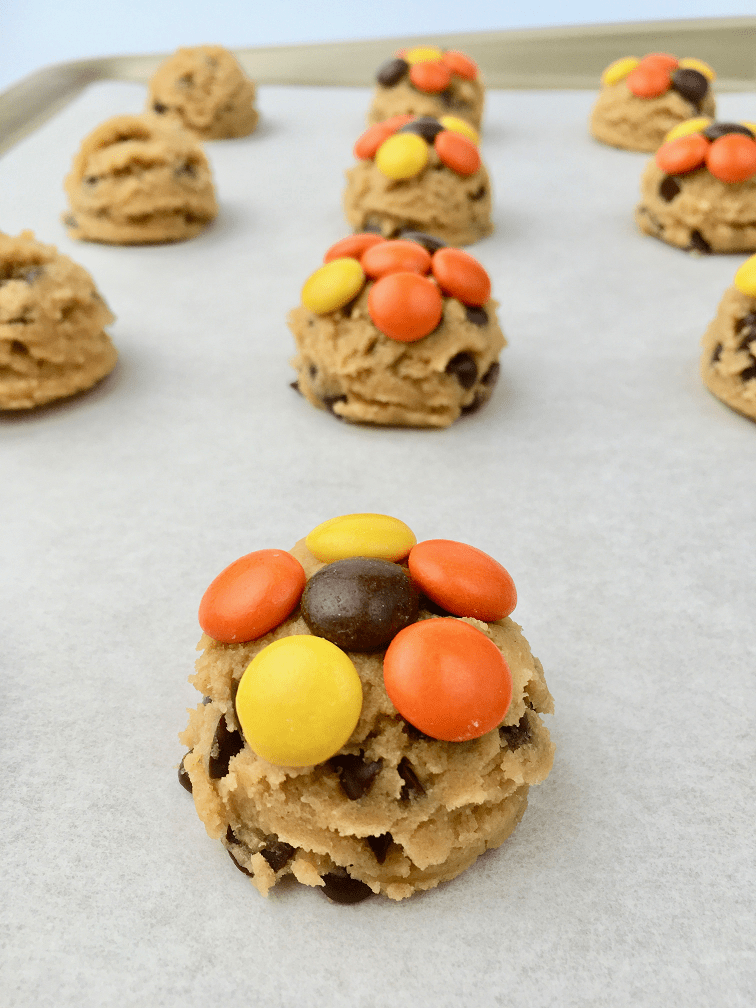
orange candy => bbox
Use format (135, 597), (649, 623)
(434, 130), (480, 176)
(324, 233), (385, 263)
(361, 239), (432, 279)
(383, 618), (512, 741)
(408, 539), (517, 621)
(367, 272), (443, 342)
(431, 248), (490, 306)
(198, 549), (306, 643)
(705, 133), (756, 183)
(641, 52), (679, 71)
(625, 62), (671, 98)
(656, 133), (709, 175)
(441, 50), (478, 80)
(409, 60), (452, 94)
(354, 115), (414, 159)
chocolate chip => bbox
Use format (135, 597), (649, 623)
(202, 696), (212, 704)
(323, 394), (347, 416)
(84, 175), (98, 187)
(398, 229), (447, 254)
(176, 161), (197, 177)
(302, 557), (418, 651)
(397, 116), (443, 143)
(10, 340), (28, 354)
(469, 185), (487, 201)
(398, 757), (425, 801)
(178, 753), (193, 792)
(366, 833), (393, 864)
(208, 714), (244, 779)
(227, 848), (254, 877)
(703, 122), (755, 141)
(688, 230), (711, 254)
(438, 89), (453, 106)
(402, 718), (434, 742)
(463, 305), (487, 327)
(711, 342), (723, 363)
(260, 839), (295, 873)
(63, 215), (78, 228)
(290, 380), (301, 394)
(445, 352), (478, 389)
(309, 363), (317, 378)
(362, 220), (384, 234)
(481, 361), (500, 387)
(320, 869), (374, 904)
(329, 753), (383, 800)
(741, 363), (756, 382)
(659, 176), (680, 202)
(461, 396), (484, 416)
(499, 714), (532, 750)
(376, 57), (408, 87)
(153, 102), (168, 114)
(671, 68), (709, 106)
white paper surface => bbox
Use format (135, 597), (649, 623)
(0, 82), (754, 1008)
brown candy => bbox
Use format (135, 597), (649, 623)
(301, 557), (418, 652)
(397, 116), (444, 143)
(377, 58), (408, 87)
(703, 122), (755, 141)
(671, 68), (709, 106)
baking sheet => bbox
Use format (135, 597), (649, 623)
(1, 80), (754, 1007)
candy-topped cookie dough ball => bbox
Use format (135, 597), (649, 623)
(288, 234), (505, 427)
(345, 115), (492, 246)
(636, 120), (756, 253)
(369, 47), (484, 129)
(590, 52), (717, 152)
(700, 254), (756, 421)
(179, 514), (554, 902)
(148, 45), (259, 139)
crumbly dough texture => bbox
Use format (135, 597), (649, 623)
(289, 285), (505, 427)
(180, 538), (554, 902)
(701, 284), (756, 421)
(344, 149), (492, 247)
(0, 231), (116, 409)
(635, 160), (756, 253)
(64, 114), (218, 244)
(590, 82), (716, 152)
(148, 45), (259, 140)
(368, 76), (484, 130)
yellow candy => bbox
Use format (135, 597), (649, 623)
(375, 132), (429, 180)
(404, 47), (443, 65)
(301, 258), (366, 314)
(236, 635), (362, 767)
(678, 57), (716, 81)
(306, 513), (416, 562)
(742, 122), (756, 136)
(664, 117), (712, 142)
(601, 57), (640, 86)
(439, 115), (479, 144)
(734, 254), (756, 297)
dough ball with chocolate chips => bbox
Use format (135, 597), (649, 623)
(63, 114), (218, 244)
(701, 257), (756, 421)
(179, 523), (554, 902)
(148, 45), (259, 140)
(0, 230), (117, 409)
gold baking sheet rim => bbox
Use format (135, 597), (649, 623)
(1, 16), (754, 156)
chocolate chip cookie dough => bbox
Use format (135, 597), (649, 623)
(369, 47), (484, 129)
(148, 45), (259, 140)
(344, 115), (492, 246)
(289, 233), (504, 427)
(179, 513), (554, 903)
(64, 114), (218, 244)
(0, 231), (117, 409)
(701, 255), (756, 421)
(636, 121), (756, 253)
(590, 53), (716, 152)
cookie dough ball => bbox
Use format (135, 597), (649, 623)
(0, 231), (116, 409)
(148, 45), (259, 140)
(369, 47), (484, 129)
(590, 53), (716, 152)
(345, 116), (492, 246)
(636, 121), (756, 253)
(179, 514), (554, 903)
(63, 114), (218, 244)
(701, 256), (756, 421)
(289, 234), (504, 427)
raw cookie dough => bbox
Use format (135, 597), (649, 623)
(0, 230), (116, 409)
(635, 121), (756, 253)
(344, 116), (492, 246)
(700, 256), (756, 421)
(590, 53), (716, 152)
(63, 114), (218, 244)
(179, 515), (555, 903)
(289, 233), (504, 427)
(148, 45), (259, 140)
(369, 47), (484, 129)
